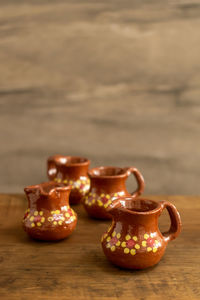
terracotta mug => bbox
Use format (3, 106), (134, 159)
(23, 182), (77, 241)
(47, 155), (90, 204)
(101, 197), (182, 269)
(83, 166), (145, 219)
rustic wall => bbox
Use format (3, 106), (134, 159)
(0, 0), (199, 194)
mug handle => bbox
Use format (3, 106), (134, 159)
(159, 201), (182, 243)
(125, 167), (145, 198)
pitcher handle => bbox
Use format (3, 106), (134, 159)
(125, 167), (145, 198)
(47, 157), (57, 180)
(159, 200), (182, 243)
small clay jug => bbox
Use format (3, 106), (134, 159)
(23, 182), (77, 241)
(101, 197), (182, 269)
(47, 155), (90, 204)
(83, 166), (145, 219)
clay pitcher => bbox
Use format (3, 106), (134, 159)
(23, 182), (77, 241)
(83, 166), (145, 219)
(101, 197), (181, 269)
(47, 155), (90, 204)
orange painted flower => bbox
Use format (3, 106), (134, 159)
(142, 234), (159, 252)
(106, 231), (121, 251)
(121, 234), (140, 255)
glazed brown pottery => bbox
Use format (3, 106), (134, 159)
(101, 197), (182, 269)
(23, 181), (77, 241)
(83, 166), (145, 219)
(47, 155), (90, 204)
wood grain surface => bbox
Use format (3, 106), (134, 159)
(0, 194), (199, 300)
(0, 1), (200, 194)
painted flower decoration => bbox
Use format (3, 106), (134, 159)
(64, 207), (76, 223)
(29, 211), (45, 227)
(106, 231), (121, 251)
(54, 178), (90, 195)
(84, 192), (96, 206)
(121, 234), (140, 255)
(48, 209), (65, 225)
(142, 234), (159, 253)
(97, 194), (112, 208)
(75, 179), (90, 194)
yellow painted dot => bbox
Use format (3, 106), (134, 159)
(34, 211), (38, 216)
(147, 247), (152, 252)
(135, 244), (140, 249)
(130, 249), (136, 255)
(97, 200), (103, 207)
(114, 193), (118, 197)
(31, 223), (35, 227)
(125, 234), (131, 241)
(112, 231), (116, 237)
(30, 216), (34, 221)
(92, 199), (95, 204)
(58, 220), (63, 225)
(116, 233), (121, 239)
(60, 216), (65, 221)
(41, 217), (45, 223)
(100, 194), (105, 197)
(121, 241), (126, 248)
(153, 247), (158, 253)
(63, 179), (68, 184)
(53, 221), (57, 225)
(106, 195), (110, 199)
(104, 203), (109, 208)
(82, 180), (86, 184)
(142, 241), (147, 247)
(39, 211), (43, 216)
(133, 236), (137, 241)
(57, 178), (61, 183)
(37, 222), (41, 227)
(69, 180), (73, 185)
(111, 246), (116, 252)
(106, 236), (111, 242)
(77, 180), (81, 184)
(124, 248), (130, 254)
(51, 211), (54, 215)
(55, 210), (60, 214)
(116, 241), (121, 246)
(48, 217), (53, 222)
(144, 233), (149, 240)
(65, 213), (70, 218)
(155, 240), (159, 245)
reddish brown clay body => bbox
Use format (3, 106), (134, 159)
(101, 197), (182, 269)
(83, 166), (145, 219)
(23, 182), (77, 241)
(47, 155), (90, 204)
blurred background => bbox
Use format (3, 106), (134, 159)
(0, 0), (199, 194)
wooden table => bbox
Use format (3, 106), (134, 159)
(0, 194), (199, 300)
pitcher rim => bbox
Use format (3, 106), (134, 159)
(48, 155), (90, 167)
(24, 181), (72, 196)
(88, 166), (128, 179)
(110, 197), (162, 215)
